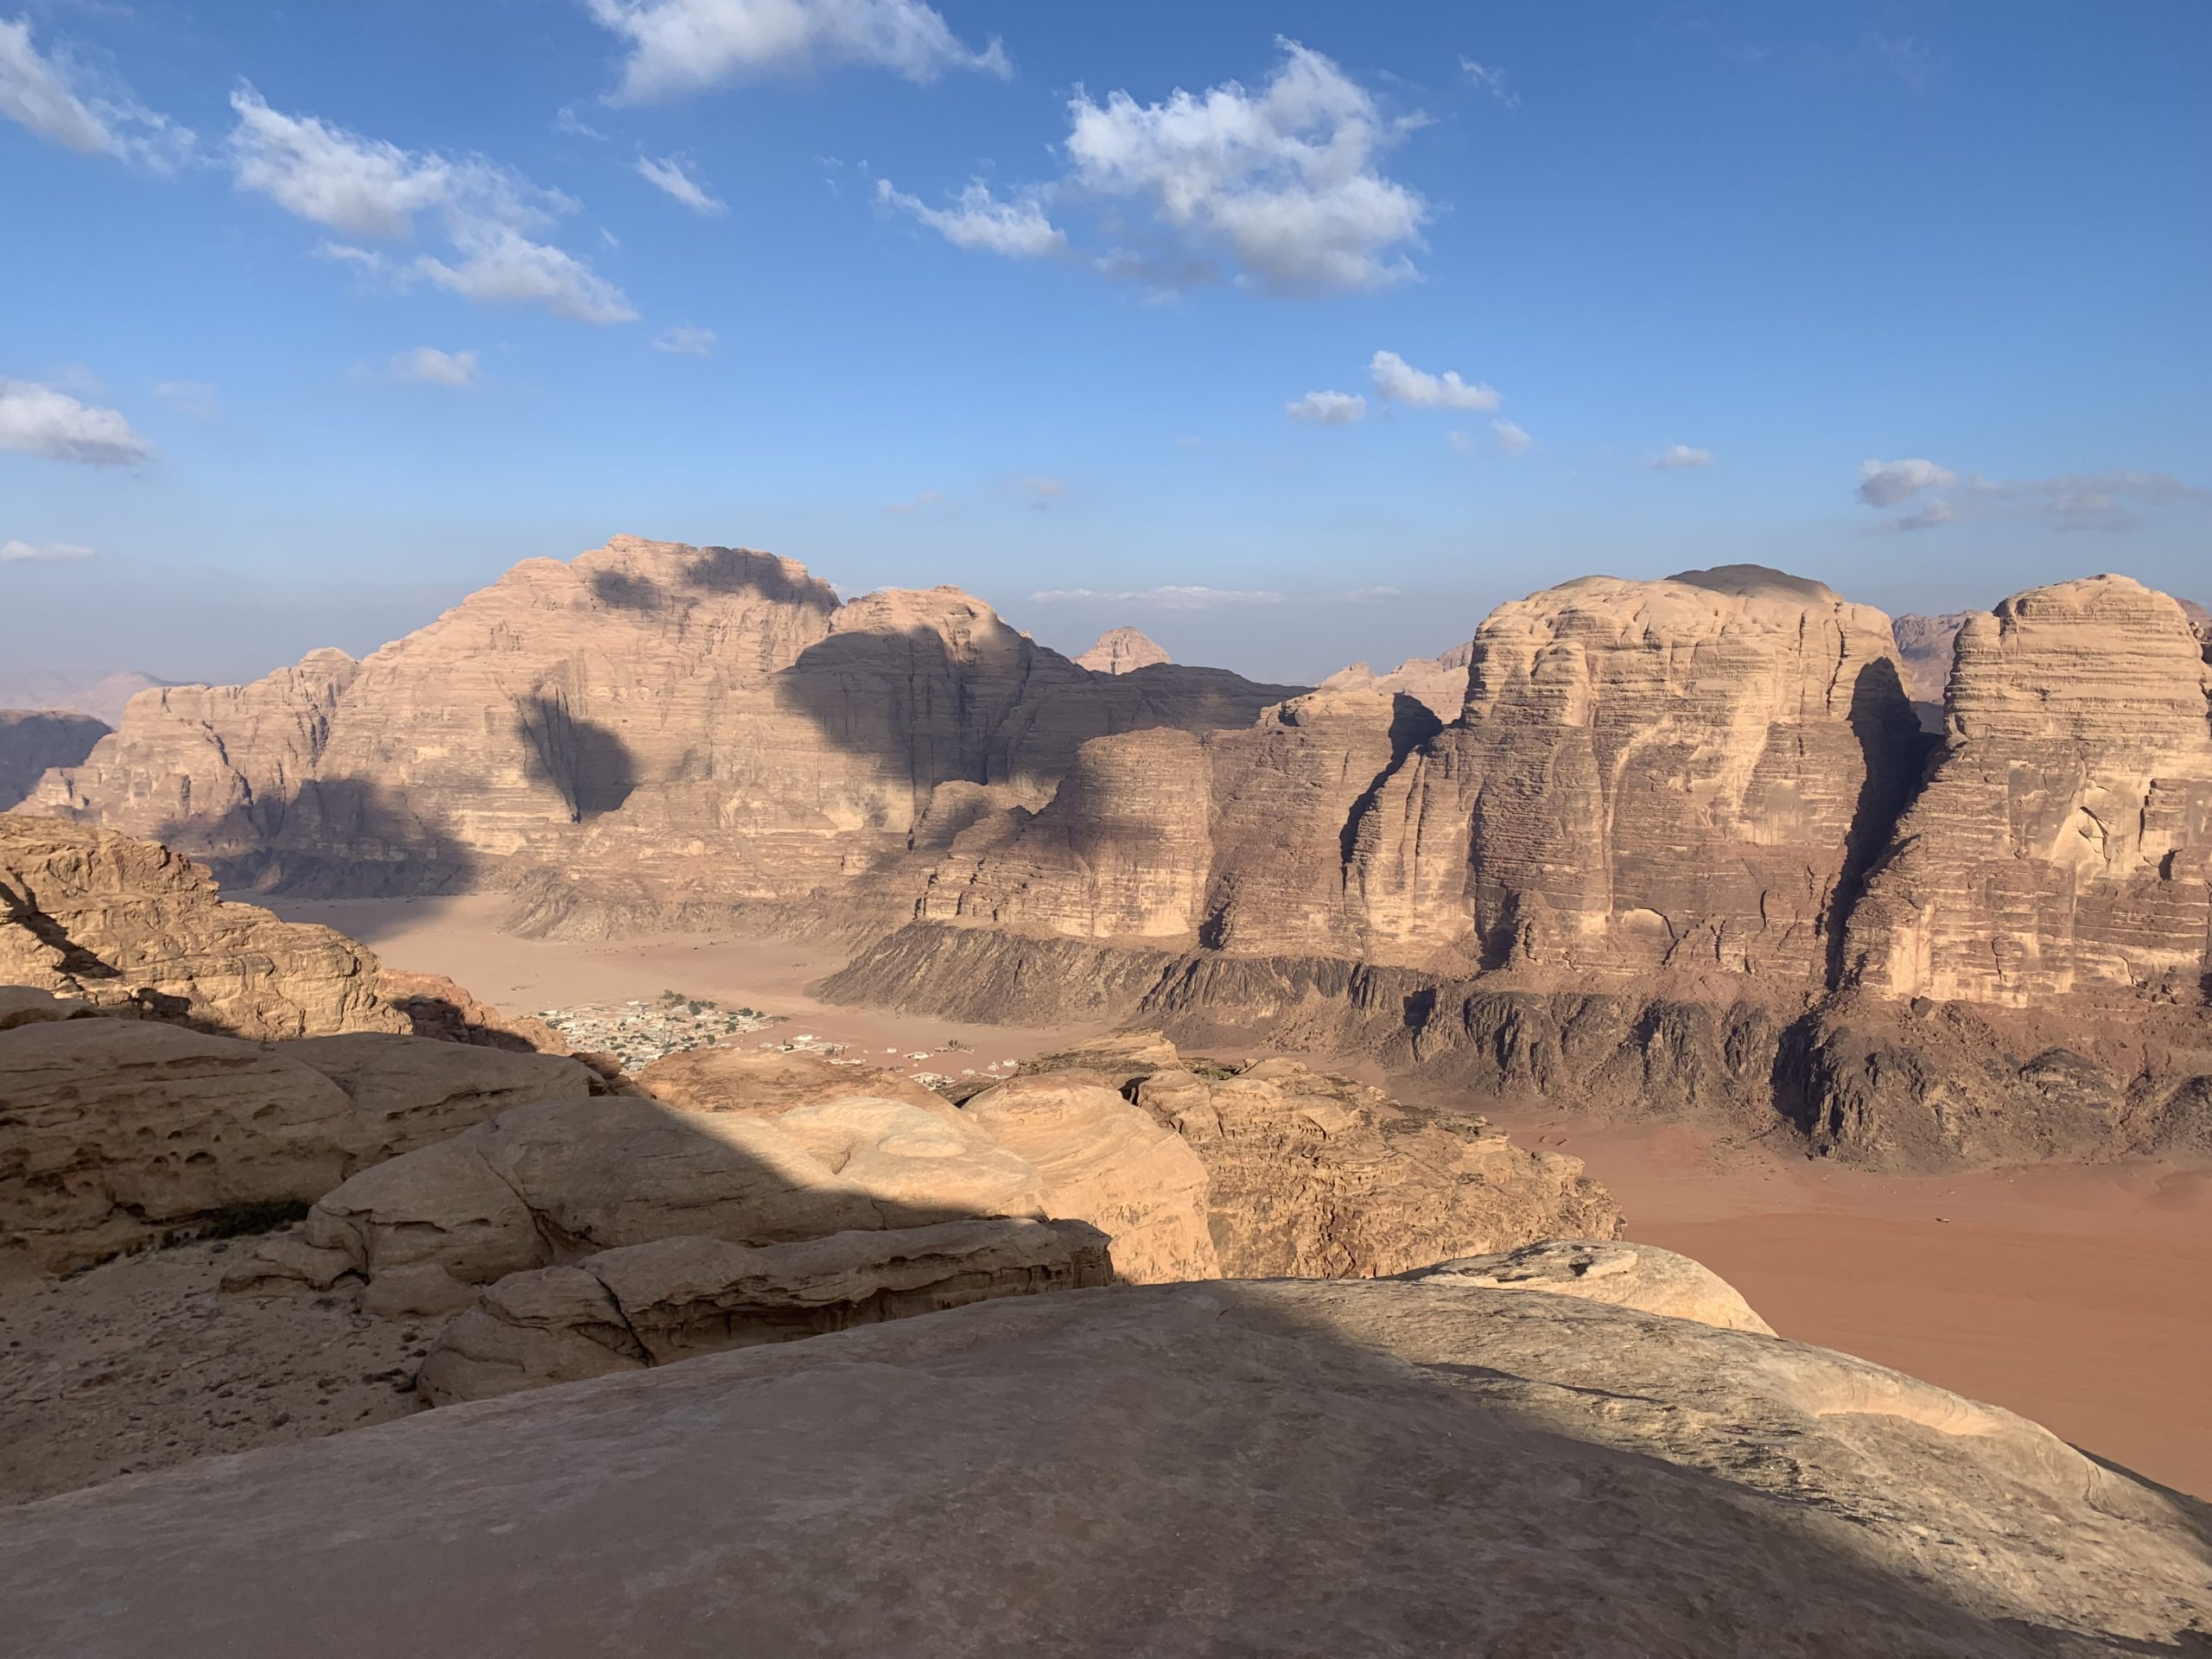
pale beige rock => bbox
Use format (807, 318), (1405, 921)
(957, 1076), (1217, 1282)
(1075, 626), (1170, 675)
(1891, 610), (1976, 705)
(1402, 1238), (1775, 1332)
(1849, 575), (2212, 1009)
(638, 1044), (948, 1118)
(0, 812), (405, 1039)
(0, 985), (98, 1029)
(416, 1217), (1113, 1405)
(0, 1020), (355, 1279)
(278, 1093), (1052, 1305)
(278, 1032), (600, 1161)
(1319, 638), (1472, 720)
(1029, 1036), (1624, 1277)
(4, 1277), (2203, 1656)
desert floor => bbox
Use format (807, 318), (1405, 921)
(275, 895), (2212, 1503)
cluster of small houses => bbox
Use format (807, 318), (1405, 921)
(533, 991), (1019, 1090)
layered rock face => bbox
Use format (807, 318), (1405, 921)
(909, 566), (1924, 987)
(0, 710), (108, 811)
(8, 1276), (2204, 1657)
(1847, 576), (2212, 1009)
(0, 812), (404, 1039)
(1075, 626), (1170, 674)
(29, 538), (1300, 910)
(1891, 610), (1975, 706)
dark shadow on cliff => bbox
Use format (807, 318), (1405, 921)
(0, 709), (110, 811)
(1337, 692), (1442, 867)
(1822, 656), (1936, 991)
(682, 544), (842, 611)
(588, 569), (664, 611)
(514, 695), (637, 821)
(161, 774), (480, 899)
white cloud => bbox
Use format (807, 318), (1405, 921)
(0, 18), (192, 170)
(583, 0), (1008, 104)
(0, 378), (151, 465)
(1063, 41), (1427, 295)
(874, 178), (1066, 257)
(1856, 456), (1954, 505)
(0, 538), (96, 563)
(1370, 349), (1497, 410)
(1651, 443), (1714, 471)
(635, 152), (725, 214)
(654, 325), (717, 356)
(389, 346), (480, 387)
(151, 380), (219, 421)
(1459, 56), (1518, 107)
(226, 88), (635, 324)
(1286, 390), (1366, 425)
(1030, 583), (1400, 609)
(885, 488), (945, 515)
(556, 105), (609, 141)
(1858, 456), (2209, 533)
(1490, 418), (1531, 456)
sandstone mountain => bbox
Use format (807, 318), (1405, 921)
(1891, 610), (1976, 705)
(0, 669), (171, 727)
(1319, 637), (1473, 720)
(5, 1273), (2204, 1656)
(27, 537), (1301, 913)
(0, 709), (108, 811)
(1074, 626), (1170, 674)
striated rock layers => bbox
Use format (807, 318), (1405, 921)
(0, 710), (108, 812)
(1319, 637), (1473, 721)
(0, 812), (404, 1039)
(27, 537), (1300, 917)
(4, 1275), (2205, 1657)
(830, 566), (2212, 1166)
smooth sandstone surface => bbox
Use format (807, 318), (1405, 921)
(2, 1279), (2202, 1657)
(415, 1216), (1112, 1403)
(1402, 1237), (1775, 1332)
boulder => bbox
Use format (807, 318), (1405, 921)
(3, 1276), (2202, 1656)
(278, 1032), (600, 1161)
(416, 1217), (1112, 1404)
(957, 1076), (1217, 1282)
(1400, 1239), (1774, 1332)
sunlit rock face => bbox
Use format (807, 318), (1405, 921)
(921, 565), (1925, 989)
(27, 537), (1300, 905)
(1847, 575), (2212, 1009)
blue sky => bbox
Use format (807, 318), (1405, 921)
(3, 0), (2207, 686)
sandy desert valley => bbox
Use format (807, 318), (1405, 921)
(4, 5), (2211, 1655)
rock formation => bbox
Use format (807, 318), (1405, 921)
(5, 1275), (2203, 1656)
(0, 710), (108, 811)
(1891, 610), (1974, 706)
(414, 1217), (1112, 1404)
(0, 669), (170, 727)
(1402, 1239), (1775, 1332)
(0, 812), (405, 1039)
(0, 1018), (599, 1278)
(1075, 626), (1170, 674)
(1319, 637), (1473, 720)
(27, 537), (1301, 917)
(1847, 576), (2212, 1009)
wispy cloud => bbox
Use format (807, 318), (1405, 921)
(1287, 390), (1366, 425)
(556, 105), (608, 141)
(635, 152), (725, 214)
(0, 538), (96, 563)
(885, 489), (946, 515)
(226, 87), (636, 324)
(151, 380), (219, 421)
(1865, 31), (1931, 91)
(583, 0), (1008, 104)
(1489, 418), (1532, 456)
(1459, 55), (1518, 107)
(653, 325), (717, 356)
(1651, 443), (1714, 470)
(1858, 456), (2211, 533)
(1020, 475), (1065, 512)
(0, 17), (193, 170)
(387, 346), (480, 387)
(875, 178), (1065, 257)
(0, 378), (151, 465)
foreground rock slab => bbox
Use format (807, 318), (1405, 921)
(1, 1279), (2202, 1656)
